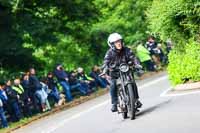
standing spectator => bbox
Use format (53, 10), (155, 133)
(136, 42), (156, 71)
(146, 36), (161, 69)
(4, 80), (22, 122)
(54, 64), (72, 102)
(0, 82), (8, 128)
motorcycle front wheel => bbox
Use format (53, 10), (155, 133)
(122, 106), (128, 119)
(118, 91), (128, 119)
(127, 84), (136, 120)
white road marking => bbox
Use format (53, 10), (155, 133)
(41, 75), (168, 133)
(139, 75), (168, 90)
(160, 88), (200, 97)
(45, 100), (110, 133)
(160, 87), (172, 97)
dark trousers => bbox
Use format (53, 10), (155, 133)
(49, 87), (60, 103)
(11, 101), (22, 121)
(60, 81), (72, 101)
(143, 60), (155, 71)
(4, 102), (14, 122)
(71, 83), (88, 95)
(21, 99), (32, 117)
(95, 77), (108, 88)
(0, 107), (8, 128)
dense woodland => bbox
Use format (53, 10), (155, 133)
(0, 0), (199, 85)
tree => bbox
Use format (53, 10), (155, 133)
(147, 0), (200, 85)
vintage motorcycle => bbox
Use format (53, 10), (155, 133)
(101, 62), (139, 120)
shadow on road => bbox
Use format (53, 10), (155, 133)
(136, 100), (171, 118)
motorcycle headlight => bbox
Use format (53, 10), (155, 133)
(119, 64), (129, 72)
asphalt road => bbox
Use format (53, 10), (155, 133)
(13, 72), (200, 133)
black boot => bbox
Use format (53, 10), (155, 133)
(136, 100), (143, 108)
(111, 104), (118, 112)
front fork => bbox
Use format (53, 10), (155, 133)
(117, 72), (134, 113)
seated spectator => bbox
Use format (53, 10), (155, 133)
(54, 64), (72, 102)
(13, 78), (32, 117)
(4, 80), (22, 122)
(39, 79), (51, 111)
(68, 71), (89, 96)
(46, 72), (64, 106)
(77, 67), (97, 91)
(157, 43), (167, 64)
(0, 81), (13, 122)
(166, 38), (173, 54)
(89, 65), (109, 88)
(0, 82), (8, 128)
(21, 73), (33, 117)
(29, 68), (47, 112)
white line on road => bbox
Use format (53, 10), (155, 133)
(44, 75), (168, 133)
(160, 87), (172, 97)
(139, 75), (168, 90)
(45, 100), (110, 133)
(160, 88), (200, 97)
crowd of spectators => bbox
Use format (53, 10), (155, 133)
(0, 65), (109, 128)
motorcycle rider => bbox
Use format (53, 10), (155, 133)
(102, 33), (142, 112)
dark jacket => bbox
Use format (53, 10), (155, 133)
(68, 73), (79, 85)
(4, 86), (18, 103)
(89, 71), (99, 80)
(77, 73), (88, 81)
(21, 79), (31, 98)
(103, 47), (137, 78)
(29, 75), (42, 93)
(104, 47), (136, 68)
(146, 42), (158, 55)
(47, 77), (57, 90)
(54, 69), (69, 82)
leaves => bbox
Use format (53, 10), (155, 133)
(167, 40), (200, 85)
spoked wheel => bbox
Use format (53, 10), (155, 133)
(127, 84), (136, 120)
(122, 105), (128, 119)
(118, 90), (128, 119)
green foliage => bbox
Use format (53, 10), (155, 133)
(147, 0), (200, 42)
(167, 40), (200, 85)
(0, 0), (99, 73)
(147, 0), (200, 84)
(0, 0), (152, 75)
(92, 0), (151, 45)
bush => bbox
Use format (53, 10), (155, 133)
(167, 40), (200, 85)
(147, 0), (200, 42)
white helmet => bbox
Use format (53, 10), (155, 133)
(107, 33), (123, 50)
(77, 67), (84, 73)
